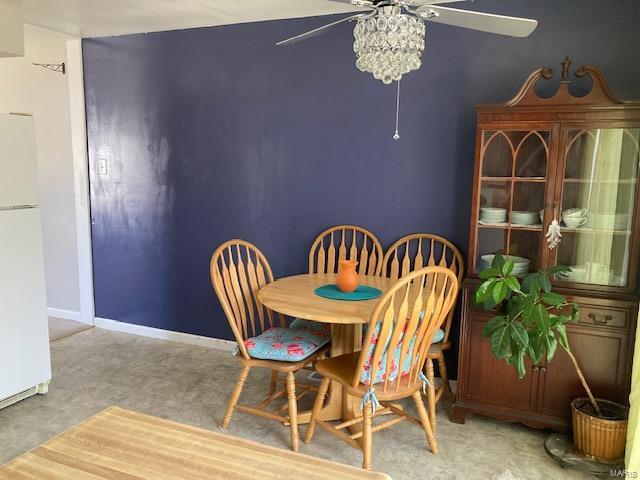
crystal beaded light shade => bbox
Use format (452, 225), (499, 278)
(353, 6), (426, 84)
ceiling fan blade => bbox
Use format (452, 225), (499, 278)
(325, 0), (375, 6)
(276, 13), (370, 46)
(417, 5), (538, 37)
(406, 0), (468, 5)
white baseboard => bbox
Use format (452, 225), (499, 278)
(48, 308), (88, 324)
(94, 317), (237, 352)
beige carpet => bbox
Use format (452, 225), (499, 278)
(0, 327), (595, 479)
(48, 317), (92, 342)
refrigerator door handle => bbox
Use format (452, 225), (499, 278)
(0, 205), (39, 211)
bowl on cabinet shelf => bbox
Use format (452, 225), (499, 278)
(562, 208), (589, 229)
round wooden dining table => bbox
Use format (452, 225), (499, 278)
(257, 273), (396, 425)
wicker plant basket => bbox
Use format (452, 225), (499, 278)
(571, 398), (628, 462)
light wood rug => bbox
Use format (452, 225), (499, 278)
(0, 406), (390, 479)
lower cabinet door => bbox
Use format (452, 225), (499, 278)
(536, 324), (629, 418)
(461, 314), (538, 412)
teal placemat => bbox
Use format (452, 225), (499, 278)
(314, 284), (382, 301)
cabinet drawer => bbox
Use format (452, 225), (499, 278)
(577, 306), (627, 329)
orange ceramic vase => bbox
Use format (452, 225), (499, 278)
(337, 260), (359, 293)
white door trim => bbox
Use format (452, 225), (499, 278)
(66, 39), (95, 326)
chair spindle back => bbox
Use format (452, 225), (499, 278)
(354, 266), (458, 393)
(382, 234), (464, 343)
(308, 225), (383, 276)
(210, 240), (284, 359)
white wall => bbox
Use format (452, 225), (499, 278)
(0, 25), (81, 316)
(0, 0), (24, 57)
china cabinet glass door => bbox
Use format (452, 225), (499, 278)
(475, 130), (551, 275)
(554, 127), (640, 287)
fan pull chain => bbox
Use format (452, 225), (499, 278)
(393, 80), (401, 140)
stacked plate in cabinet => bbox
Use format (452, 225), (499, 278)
(479, 254), (530, 275)
(591, 213), (631, 231)
(510, 211), (540, 226)
(479, 207), (507, 224)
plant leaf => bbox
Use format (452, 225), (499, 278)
(538, 304), (551, 333)
(482, 315), (507, 337)
(510, 322), (529, 348)
(542, 292), (565, 307)
(551, 314), (572, 326)
(491, 325), (511, 359)
(556, 324), (570, 351)
(483, 296), (498, 310)
(492, 281), (508, 304)
(570, 303), (580, 323)
(475, 279), (496, 304)
(507, 294), (524, 313)
(515, 349), (526, 379)
(528, 303), (550, 333)
(522, 274), (541, 295)
(548, 265), (571, 275)
(479, 267), (500, 280)
(539, 274), (552, 293)
(502, 260), (515, 276)
(492, 253), (505, 271)
(545, 333), (558, 361)
(528, 331), (544, 364)
(504, 275), (522, 293)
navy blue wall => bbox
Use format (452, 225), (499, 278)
(84, 1), (640, 372)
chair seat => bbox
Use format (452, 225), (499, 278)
(316, 352), (423, 401)
(433, 328), (445, 344)
(289, 318), (331, 333)
(243, 327), (329, 362)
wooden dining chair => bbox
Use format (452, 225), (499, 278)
(304, 266), (459, 470)
(381, 234), (464, 428)
(291, 225), (385, 333)
(308, 225), (384, 276)
(210, 239), (330, 452)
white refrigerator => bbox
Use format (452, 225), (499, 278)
(0, 113), (51, 409)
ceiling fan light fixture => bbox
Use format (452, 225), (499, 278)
(353, 6), (426, 84)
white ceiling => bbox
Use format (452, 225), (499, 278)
(21, 0), (365, 38)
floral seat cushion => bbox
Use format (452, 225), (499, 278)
(360, 320), (445, 386)
(243, 327), (330, 362)
(289, 318), (331, 333)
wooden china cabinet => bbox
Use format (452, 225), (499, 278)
(452, 58), (640, 431)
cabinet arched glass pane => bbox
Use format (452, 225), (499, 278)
(515, 131), (549, 178)
(482, 131), (513, 177)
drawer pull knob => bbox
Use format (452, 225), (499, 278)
(533, 366), (539, 372)
(588, 313), (612, 325)
(540, 367), (546, 373)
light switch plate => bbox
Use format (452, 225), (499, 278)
(98, 159), (108, 175)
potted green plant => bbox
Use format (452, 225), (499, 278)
(475, 254), (628, 462)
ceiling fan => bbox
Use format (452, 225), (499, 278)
(277, 0), (538, 84)
(277, 1), (538, 139)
